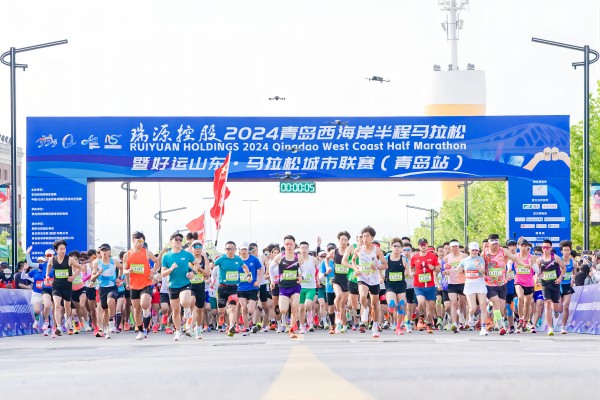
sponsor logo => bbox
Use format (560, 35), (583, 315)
(62, 134), (76, 149)
(104, 134), (122, 149)
(81, 135), (100, 149)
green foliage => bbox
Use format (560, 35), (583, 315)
(411, 181), (507, 246)
(0, 230), (25, 266)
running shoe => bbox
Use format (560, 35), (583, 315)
(252, 325), (259, 334)
(308, 324), (315, 332)
(329, 326), (335, 334)
(105, 331), (111, 339)
(74, 321), (81, 331)
(499, 327), (507, 336)
(340, 325), (347, 334)
(560, 326), (567, 334)
(426, 324), (434, 334)
(352, 325), (358, 331)
(174, 331), (182, 341)
(372, 329), (380, 338)
(395, 326), (404, 335)
(359, 324), (366, 333)
(42, 321), (49, 331)
(185, 329), (193, 337)
(135, 332), (145, 340)
(94, 326), (102, 337)
(165, 327), (173, 334)
(405, 322), (412, 333)
(335, 323), (342, 334)
(43, 328), (49, 337)
(67, 329), (74, 335)
(83, 322), (92, 332)
(262, 327), (269, 333)
(152, 324), (159, 334)
(479, 328), (488, 336)
(161, 315), (168, 325)
(382, 321), (390, 330)
(124, 322), (131, 331)
(451, 323), (458, 333)
(289, 330), (298, 339)
(55, 328), (62, 336)
(227, 327), (235, 337)
(299, 326), (306, 334)
(51, 331), (57, 338)
(547, 329), (554, 336)
(508, 327), (515, 334)
(270, 322), (277, 331)
(195, 326), (202, 339)
(416, 318), (426, 331)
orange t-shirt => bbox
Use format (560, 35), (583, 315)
(126, 248), (152, 290)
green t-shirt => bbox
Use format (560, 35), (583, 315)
(215, 255), (244, 285)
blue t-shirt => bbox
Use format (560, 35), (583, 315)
(320, 259), (334, 293)
(214, 255), (244, 285)
(238, 255), (261, 292)
(162, 250), (195, 289)
(25, 269), (46, 293)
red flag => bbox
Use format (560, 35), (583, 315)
(186, 213), (205, 242)
(210, 154), (231, 230)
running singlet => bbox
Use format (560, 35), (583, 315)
(357, 246), (380, 286)
(300, 257), (317, 289)
(539, 254), (561, 286)
(446, 258), (465, 285)
(126, 248), (153, 290)
(52, 256), (72, 290)
(484, 248), (507, 286)
(279, 254), (300, 289)
(347, 245), (359, 284)
(514, 254), (535, 287)
(97, 259), (117, 288)
(562, 258), (574, 284)
(190, 256), (206, 285)
(333, 248), (349, 282)
(386, 255), (406, 284)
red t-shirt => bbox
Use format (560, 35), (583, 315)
(411, 252), (439, 288)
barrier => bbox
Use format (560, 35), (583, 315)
(0, 289), (36, 338)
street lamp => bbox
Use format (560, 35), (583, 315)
(120, 182), (138, 250)
(1, 39), (68, 271)
(406, 205), (439, 245)
(457, 181), (473, 245)
(532, 37), (599, 250)
(154, 207), (187, 250)
(398, 193), (415, 234)
(242, 199), (259, 241)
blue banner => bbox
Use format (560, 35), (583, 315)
(0, 289), (36, 338)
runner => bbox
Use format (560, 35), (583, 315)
(298, 241), (318, 334)
(402, 245), (416, 332)
(270, 235), (306, 339)
(504, 239), (519, 334)
(161, 232), (197, 341)
(353, 226), (388, 338)
(71, 252), (89, 333)
(40, 248), (55, 336)
(535, 239), (566, 336)
(91, 243), (121, 339)
(189, 239), (211, 338)
(24, 247), (47, 332)
(319, 249), (336, 334)
(441, 239), (467, 332)
(214, 241), (252, 337)
(513, 240), (536, 333)
(45, 239), (83, 337)
(237, 242), (263, 335)
(410, 238), (439, 334)
(122, 231), (161, 340)
(457, 242), (489, 336)
(326, 231), (351, 334)
(559, 240), (575, 334)
(250, 243), (271, 332)
(344, 235), (363, 331)
(316, 251), (329, 330)
(385, 237), (409, 335)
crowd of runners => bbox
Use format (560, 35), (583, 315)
(18, 226), (582, 340)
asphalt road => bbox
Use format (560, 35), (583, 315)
(1, 328), (598, 400)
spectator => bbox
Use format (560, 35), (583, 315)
(14, 260), (32, 290)
(574, 265), (592, 287)
(0, 267), (14, 289)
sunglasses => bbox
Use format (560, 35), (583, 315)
(403, 248), (411, 252)
(225, 247), (235, 251)
(319, 255), (326, 258)
(392, 244), (401, 248)
(192, 245), (202, 249)
(134, 238), (144, 243)
(173, 238), (183, 242)
(419, 243), (428, 246)
(541, 246), (551, 250)
(249, 248), (256, 252)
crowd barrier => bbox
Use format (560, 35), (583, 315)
(0, 289), (36, 338)
(536, 284), (600, 334)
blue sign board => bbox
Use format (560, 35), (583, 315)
(26, 116), (570, 257)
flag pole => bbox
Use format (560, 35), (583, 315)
(214, 152), (231, 248)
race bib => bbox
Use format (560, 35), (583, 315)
(359, 262), (372, 273)
(282, 270), (298, 281)
(72, 275), (83, 285)
(240, 272), (251, 282)
(418, 273), (432, 283)
(45, 278), (54, 286)
(564, 272), (572, 280)
(389, 272), (403, 282)
(542, 270), (558, 281)
(190, 274), (204, 284)
(130, 264), (144, 274)
(36, 281), (43, 289)
(334, 264), (348, 274)
(516, 266), (531, 275)
(55, 269), (69, 279)
(488, 268), (503, 277)
(225, 271), (239, 283)
(302, 273), (313, 283)
(466, 270), (479, 280)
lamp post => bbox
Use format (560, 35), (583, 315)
(532, 37), (599, 250)
(1, 39), (68, 272)
(398, 193), (416, 234)
(407, 205), (439, 245)
(120, 182), (137, 250)
(457, 181), (473, 245)
(242, 199), (259, 241)
(154, 207), (187, 250)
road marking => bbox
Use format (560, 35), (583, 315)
(262, 345), (374, 400)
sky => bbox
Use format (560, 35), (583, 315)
(0, 0), (599, 252)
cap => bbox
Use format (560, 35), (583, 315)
(418, 238), (428, 245)
(373, 240), (380, 247)
(506, 239), (518, 246)
(99, 243), (111, 251)
(170, 232), (184, 240)
(191, 240), (203, 247)
(2, 268), (10, 275)
(0, 261), (8, 267)
(36, 257), (46, 263)
(326, 243), (336, 250)
(520, 240), (532, 247)
(248, 242), (257, 249)
(468, 242), (480, 251)
(45, 248), (55, 256)
(318, 250), (327, 256)
(449, 240), (460, 247)
(239, 242), (249, 250)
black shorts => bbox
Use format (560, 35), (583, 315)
(386, 281), (407, 295)
(271, 284), (280, 297)
(447, 284), (465, 296)
(169, 284), (191, 300)
(160, 293), (170, 305)
(259, 284), (269, 302)
(238, 290), (258, 302)
(516, 285), (534, 296)
(72, 287), (85, 303)
(85, 287), (96, 301)
(117, 290), (126, 299)
(130, 286), (152, 300)
(52, 286), (73, 302)
(332, 276), (349, 293)
(99, 286), (118, 309)
(406, 288), (416, 304)
(124, 288), (131, 299)
(191, 283), (206, 308)
(348, 281), (359, 295)
(542, 283), (561, 304)
(358, 281), (379, 295)
(217, 284), (238, 308)
(42, 288), (53, 297)
(486, 285), (507, 301)
(506, 292), (516, 304)
(326, 292), (336, 306)
(441, 290), (450, 303)
(561, 284), (575, 296)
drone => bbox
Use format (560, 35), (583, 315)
(365, 76), (390, 83)
(326, 120), (349, 126)
(269, 96), (285, 101)
(270, 171), (304, 180)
